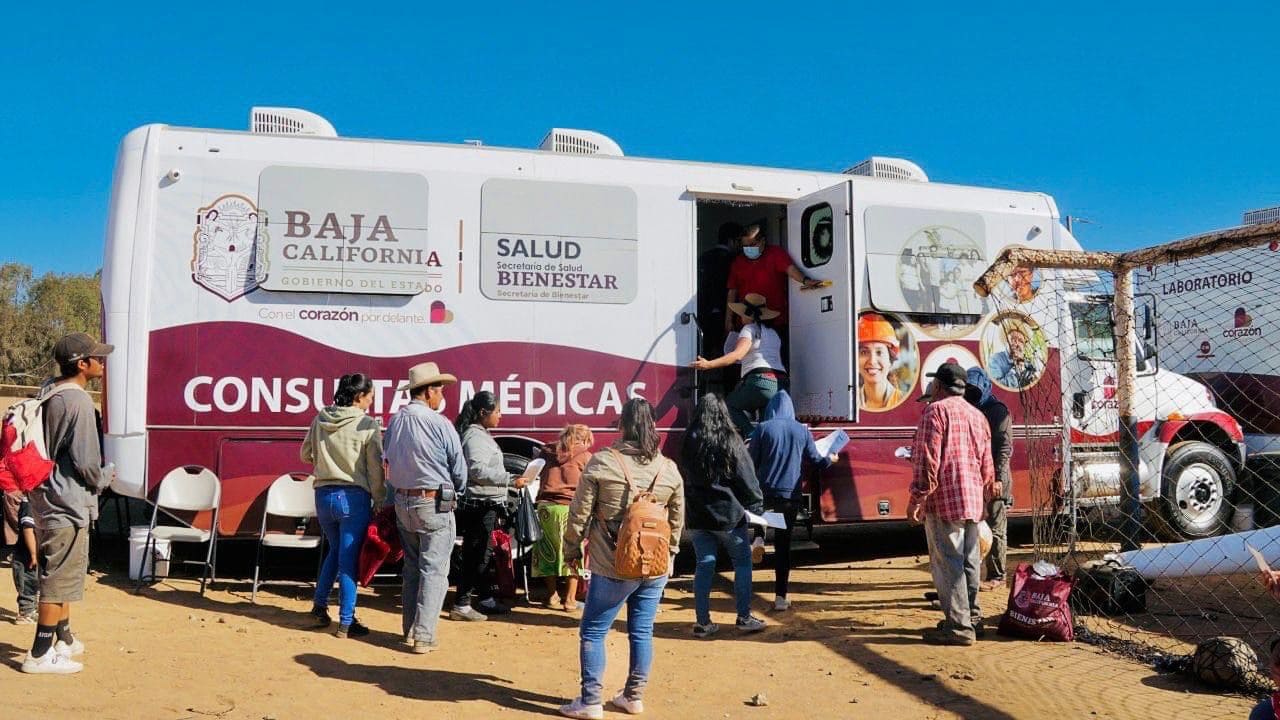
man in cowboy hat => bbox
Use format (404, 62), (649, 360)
(383, 362), (467, 653)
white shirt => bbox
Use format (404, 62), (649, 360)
(726, 323), (785, 376)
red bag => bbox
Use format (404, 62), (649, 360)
(357, 506), (402, 587)
(997, 563), (1076, 642)
(0, 385), (84, 493)
(491, 528), (515, 601)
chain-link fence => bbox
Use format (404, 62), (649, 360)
(977, 223), (1280, 692)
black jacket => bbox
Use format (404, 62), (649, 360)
(680, 433), (764, 531)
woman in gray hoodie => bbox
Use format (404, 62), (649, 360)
(452, 391), (526, 621)
(300, 373), (385, 638)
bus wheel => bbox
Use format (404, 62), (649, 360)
(1154, 441), (1236, 541)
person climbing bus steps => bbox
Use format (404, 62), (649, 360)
(691, 293), (788, 437)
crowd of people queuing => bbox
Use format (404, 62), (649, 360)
(0, 274), (1185, 714)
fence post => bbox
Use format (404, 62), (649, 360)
(1113, 265), (1142, 552)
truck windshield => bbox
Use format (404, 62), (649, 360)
(1070, 301), (1116, 360)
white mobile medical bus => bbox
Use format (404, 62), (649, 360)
(100, 107), (1243, 539)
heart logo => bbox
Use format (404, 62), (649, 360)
(430, 300), (455, 324)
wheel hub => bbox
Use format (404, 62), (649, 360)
(1174, 463), (1223, 525)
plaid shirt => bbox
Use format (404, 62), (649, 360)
(910, 395), (994, 522)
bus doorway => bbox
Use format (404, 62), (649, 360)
(693, 199), (788, 399)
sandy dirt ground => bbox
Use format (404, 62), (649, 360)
(0, 528), (1262, 720)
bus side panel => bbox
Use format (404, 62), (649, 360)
(817, 346), (1063, 523)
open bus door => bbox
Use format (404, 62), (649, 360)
(787, 181), (855, 421)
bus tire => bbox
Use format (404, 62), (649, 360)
(1154, 441), (1236, 541)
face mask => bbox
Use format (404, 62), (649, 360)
(743, 246), (763, 260)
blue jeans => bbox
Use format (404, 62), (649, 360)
(578, 574), (668, 705)
(395, 493), (456, 644)
(1251, 697), (1273, 720)
(313, 485), (372, 626)
(690, 526), (753, 625)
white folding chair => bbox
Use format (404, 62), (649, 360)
(136, 465), (222, 596)
(251, 473), (322, 603)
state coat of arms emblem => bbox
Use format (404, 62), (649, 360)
(191, 194), (269, 301)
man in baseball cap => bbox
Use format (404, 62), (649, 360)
(907, 361), (995, 646)
(23, 333), (114, 674)
(52, 333), (113, 367)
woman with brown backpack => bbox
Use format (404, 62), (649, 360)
(559, 398), (684, 720)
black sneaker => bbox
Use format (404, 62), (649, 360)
(335, 619), (370, 638)
(309, 606), (332, 629)
(477, 598), (511, 616)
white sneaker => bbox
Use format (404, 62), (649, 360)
(558, 697), (604, 719)
(736, 614), (767, 633)
(55, 638), (86, 657)
(21, 649), (83, 674)
(773, 596), (791, 612)
(610, 692), (645, 715)
(751, 537), (766, 564)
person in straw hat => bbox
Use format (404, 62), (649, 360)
(692, 293), (788, 437)
(382, 362), (467, 654)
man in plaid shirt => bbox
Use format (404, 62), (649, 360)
(907, 363), (996, 646)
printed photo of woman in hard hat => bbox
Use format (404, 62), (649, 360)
(856, 311), (919, 412)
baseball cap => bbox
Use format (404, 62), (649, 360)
(53, 332), (114, 365)
(926, 362), (967, 394)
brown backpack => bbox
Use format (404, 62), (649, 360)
(604, 448), (672, 579)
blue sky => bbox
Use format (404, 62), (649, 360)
(4, 4), (1279, 276)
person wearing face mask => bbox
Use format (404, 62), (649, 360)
(724, 224), (823, 335)
(300, 373), (385, 639)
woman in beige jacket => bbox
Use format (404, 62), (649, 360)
(560, 398), (683, 719)
(299, 373), (385, 639)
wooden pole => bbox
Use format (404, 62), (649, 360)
(1113, 266), (1143, 552)
(973, 247), (1116, 297)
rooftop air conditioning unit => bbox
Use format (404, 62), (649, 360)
(1244, 206), (1280, 226)
(539, 129), (623, 157)
(843, 156), (928, 182)
(249, 107), (338, 137)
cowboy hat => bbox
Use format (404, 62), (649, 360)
(728, 293), (781, 321)
(397, 361), (458, 392)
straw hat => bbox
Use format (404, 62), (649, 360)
(857, 312), (900, 352)
(728, 293), (781, 321)
(397, 362), (458, 392)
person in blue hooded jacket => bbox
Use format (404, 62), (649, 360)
(747, 391), (838, 611)
(964, 367), (1012, 589)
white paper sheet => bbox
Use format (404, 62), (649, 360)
(814, 429), (849, 458)
(746, 511), (788, 529)
(1247, 543), (1271, 574)
(519, 458), (546, 480)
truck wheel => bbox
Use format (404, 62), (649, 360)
(1155, 441), (1236, 541)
